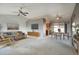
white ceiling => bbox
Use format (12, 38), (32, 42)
(0, 3), (76, 22)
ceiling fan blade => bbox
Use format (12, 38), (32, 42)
(22, 12), (27, 16)
(17, 13), (20, 16)
(19, 10), (28, 16)
(24, 12), (29, 14)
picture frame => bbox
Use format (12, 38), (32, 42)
(7, 23), (19, 30)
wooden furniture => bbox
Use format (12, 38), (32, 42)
(0, 36), (12, 45)
(73, 39), (79, 54)
(27, 32), (40, 37)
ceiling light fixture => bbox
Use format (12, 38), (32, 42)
(56, 15), (61, 20)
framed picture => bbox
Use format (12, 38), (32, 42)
(31, 24), (39, 29)
(7, 23), (19, 30)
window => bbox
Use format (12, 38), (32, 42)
(53, 23), (64, 32)
(72, 22), (76, 35)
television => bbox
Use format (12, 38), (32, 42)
(31, 24), (39, 29)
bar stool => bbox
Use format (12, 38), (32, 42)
(53, 33), (57, 39)
(57, 33), (62, 40)
(63, 33), (69, 40)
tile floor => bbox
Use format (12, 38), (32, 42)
(0, 37), (76, 55)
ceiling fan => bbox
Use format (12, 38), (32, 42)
(17, 7), (29, 16)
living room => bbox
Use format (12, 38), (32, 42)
(0, 3), (79, 55)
